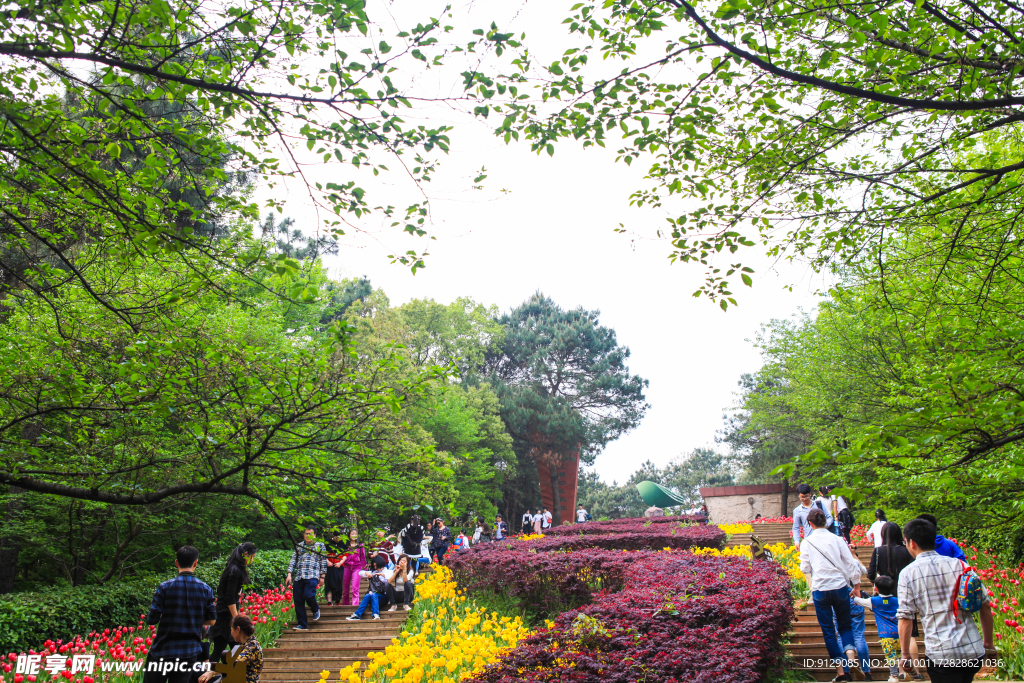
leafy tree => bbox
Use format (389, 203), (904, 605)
(486, 293), (649, 524)
(494, 0), (1024, 306)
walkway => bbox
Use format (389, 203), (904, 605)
(729, 522), (927, 681)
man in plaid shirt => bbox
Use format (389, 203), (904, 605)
(897, 518), (995, 683)
(286, 526), (327, 630)
(144, 546), (216, 683)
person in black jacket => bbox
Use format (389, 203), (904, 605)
(867, 522), (922, 675)
(209, 542), (257, 664)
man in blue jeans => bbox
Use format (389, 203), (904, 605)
(800, 508), (867, 682)
(285, 526), (327, 630)
(835, 596), (872, 680)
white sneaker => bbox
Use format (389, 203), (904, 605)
(372, 614), (380, 620)
(403, 605), (411, 611)
(387, 606), (397, 612)
(887, 677), (899, 682)
(345, 615), (359, 621)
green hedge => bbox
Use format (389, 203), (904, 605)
(0, 549), (292, 654)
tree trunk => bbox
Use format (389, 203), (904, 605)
(0, 486), (23, 594)
(781, 476), (790, 517)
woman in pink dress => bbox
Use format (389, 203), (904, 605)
(340, 529), (366, 606)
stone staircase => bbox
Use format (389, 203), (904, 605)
(261, 571), (424, 683)
(729, 524), (926, 681)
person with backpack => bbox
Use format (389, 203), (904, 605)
(345, 555), (390, 620)
(576, 505), (590, 523)
(799, 507), (866, 682)
(793, 484), (832, 547)
(897, 517), (995, 683)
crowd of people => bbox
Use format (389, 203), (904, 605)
(791, 483), (993, 683)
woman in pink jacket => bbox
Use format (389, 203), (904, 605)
(340, 529), (366, 606)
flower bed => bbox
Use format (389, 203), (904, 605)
(739, 515), (792, 524)
(447, 548), (659, 618)
(542, 515), (706, 536)
(335, 566), (530, 683)
(718, 523), (753, 535)
(0, 587), (292, 683)
(461, 552), (793, 683)
(954, 540), (1024, 678)
(486, 524), (725, 554)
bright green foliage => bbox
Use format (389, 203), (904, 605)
(0, 0), (514, 322)
(492, 0), (1024, 305)
(409, 385), (515, 523)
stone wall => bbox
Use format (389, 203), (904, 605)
(699, 484), (797, 524)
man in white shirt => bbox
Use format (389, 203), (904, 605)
(897, 518), (994, 682)
(576, 505), (589, 523)
(792, 483), (832, 547)
(800, 508), (866, 682)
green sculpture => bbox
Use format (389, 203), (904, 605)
(636, 481), (688, 508)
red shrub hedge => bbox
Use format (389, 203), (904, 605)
(512, 525), (725, 553)
(447, 548), (656, 616)
(544, 515), (707, 536)
(463, 553), (793, 683)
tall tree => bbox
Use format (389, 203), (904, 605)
(487, 293), (649, 524)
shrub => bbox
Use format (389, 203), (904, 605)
(544, 515), (706, 536)
(497, 523), (725, 553)
(463, 553), (793, 683)
(447, 548), (654, 621)
(0, 549), (292, 653)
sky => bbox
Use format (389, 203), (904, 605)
(267, 0), (824, 484)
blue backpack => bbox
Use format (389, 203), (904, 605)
(951, 561), (985, 621)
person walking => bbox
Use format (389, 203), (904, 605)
(541, 508), (553, 533)
(433, 518), (452, 563)
(285, 526), (327, 630)
(494, 515), (509, 541)
(867, 510), (888, 548)
(340, 529), (366, 606)
(799, 508), (866, 682)
(793, 484), (832, 547)
(576, 504), (590, 523)
(867, 522), (920, 678)
(531, 510), (542, 535)
(144, 546), (217, 683)
(324, 532), (346, 607)
(398, 515), (425, 563)
(209, 543), (257, 663)
(897, 517), (995, 683)
(198, 614), (263, 683)
(477, 517), (492, 543)
(854, 575), (901, 683)
(521, 510), (532, 534)
(915, 514), (967, 562)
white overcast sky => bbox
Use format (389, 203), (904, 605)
(269, 0), (824, 484)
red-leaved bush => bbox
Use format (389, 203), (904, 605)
(462, 553), (793, 683)
(448, 548), (655, 616)
(543, 516), (708, 537)
(511, 525), (725, 553)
